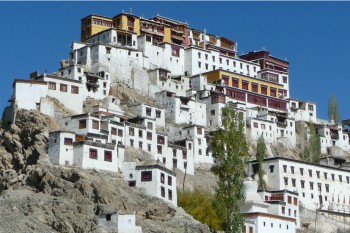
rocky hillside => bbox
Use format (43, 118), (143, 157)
(0, 110), (210, 233)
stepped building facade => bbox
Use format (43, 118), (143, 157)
(2, 10), (350, 232)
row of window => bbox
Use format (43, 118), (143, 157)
(89, 149), (112, 162)
(48, 82), (79, 94)
(146, 107), (162, 118)
(222, 76), (287, 98)
(284, 177), (332, 192)
(281, 206), (297, 218)
(283, 165), (350, 183)
(197, 52), (257, 72)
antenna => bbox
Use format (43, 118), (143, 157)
(130, 8), (132, 15)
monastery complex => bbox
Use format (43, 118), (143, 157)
(2, 11), (350, 233)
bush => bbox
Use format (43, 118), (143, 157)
(178, 188), (223, 231)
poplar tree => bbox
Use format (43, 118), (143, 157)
(328, 95), (340, 124)
(211, 106), (248, 233)
(309, 122), (321, 163)
(256, 134), (266, 190)
(301, 122), (321, 163)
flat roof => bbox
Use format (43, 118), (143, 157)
(250, 157), (350, 173)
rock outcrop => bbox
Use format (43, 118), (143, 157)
(0, 109), (210, 233)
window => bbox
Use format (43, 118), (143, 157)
(198, 139), (202, 145)
(141, 171), (152, 181)
(146, 107), (152, 116)
(347, 176), (349, 184)
(283, 76), (288, 83)
(157, 135), (164, 144)
(129, 127), (134, 136)
(308, 104), (314, 111)
(157, 145), (162, 154)
(269, 165), (274, 173)
(147, 122), (153, 129)
(325, 184), (329, 192)
(294, 197), (298, 206)
(254, 122), (258, 128)
(111, 127), (117, 135)
(316, 171), (320, 178)
(147, 132), (152, 140)
(261, 124), (266, 129)
(292, 179), (296, 187)
(89, 149), (97, 159)
(317, 183), (322, 191)
(79, 120), (86, 129)
(242, 81), (249, 90)
(270, 87), (276, 97)
(106, 214), (111, 221)
(106, 47), (111, 54)
(92, 120), (99, 130)
(197, 127), (203, 135)
(117, 129), (123, 137)
(339, 175), (342, 182)
(232, 78), (239, 88)
(261, 85), (267, 95)
(173, 159), (177, 169)
(168, 176), (172, 186)
(331, 174), (335, 181)
(183, 150), (187, 160)
(104, 150), (112, 161)
(282, 206), (285, 214)
(309, 169), (312, 177)
(161, 186), (165, 197)
(60, 84), (67, 92)
(301, 180), (305, 188)
(173, 149), (177, 157)
(252, 83), (258, 93)
(211, 110), (215, 116)
(139, 130), (143, 138)
(156, 110), (161, 118)
(283, 165), (287, 173)
(291, 166), (294, 174)
(171, 46), (180, 57)
(300, 168), (304, 176)
(161, 173), (165, 184)
(284, 177), (288, 186)
(48, 82), (56, 90)
(310, 182), (314, 190)
(198, 52), (201, 58)
(288, 196), (292, 204)
(130, 139), (134, 147)
(139, 142), (143, 149)
(147, 144), (151, 152)
(198, 149), (202, 155)
(64, 138), (73, 145)
(168, 189), (173, 200)
(71, 86), (79, 94)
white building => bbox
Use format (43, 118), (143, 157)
(97, 209), (142, 233)
(250, 157), (350, 212)
(242, 178), (296, 233)
(48, 130), (124, 172)
(246, 107), (296, 147)
(155, 90), (207, 127)
(288, 99), (317, 123)
(123, 161), (177, 207)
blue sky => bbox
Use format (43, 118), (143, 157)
(0, 2), (349, 121)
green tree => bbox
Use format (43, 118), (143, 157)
(211, 106), (248, 233)
(328, 95), (340, 124)
(256, 134), (266, 190)
(178, 188), (223, 231)
(309, 122), (321, 163)
(301, 122), (321, 163)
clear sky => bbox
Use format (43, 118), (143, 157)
(0, 2), (349, 121)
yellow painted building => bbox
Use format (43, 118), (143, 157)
(205, 69), (285, 98)
(81, 15), (113, 42)
(81, 13), (184, 45)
